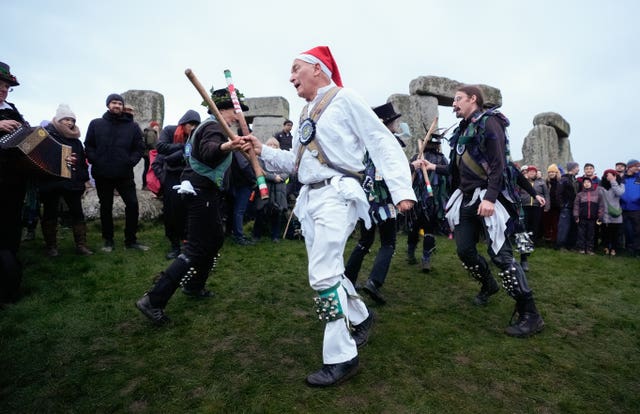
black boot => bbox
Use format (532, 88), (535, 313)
(504, 298), (545, 337)
(473, 275), (500, 306)
(306, 356), (359, 387)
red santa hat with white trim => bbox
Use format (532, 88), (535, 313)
(296, 46), (343, 87)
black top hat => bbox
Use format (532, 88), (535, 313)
(207, 88), (249, 112)
(428, 133), (443, 144)
(0, 62), (19, 86)
(373, 102), (401, 125)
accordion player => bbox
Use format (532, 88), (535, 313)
(0, 125), (72, 178)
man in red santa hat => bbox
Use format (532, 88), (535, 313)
(239, 46), (415, 386)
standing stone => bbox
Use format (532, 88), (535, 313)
(387, 94), (439, 157)
(519, 113), (573, 171)
(409, 76), (502, 108)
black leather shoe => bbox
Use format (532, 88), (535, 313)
(473, 277), (500, 306)
(362, 279), (386, 305)
(306, 356), (359, 387)
(181, 287), (214, 298)
(352, 311), (375, 347)
(135, 295), (170, 325)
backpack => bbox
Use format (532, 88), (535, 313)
(145, 149), (163, 196)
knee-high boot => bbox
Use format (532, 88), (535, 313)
(41, 219), (59, 257)
(72, 222), (94, 256)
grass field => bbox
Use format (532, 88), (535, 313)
(1, 219), (638, 413)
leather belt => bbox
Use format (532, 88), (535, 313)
(308, 178), (332, 190)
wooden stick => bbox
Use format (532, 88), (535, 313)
(282, 208), (295, 240)
(224, 69), (269, 200)
(184, 68), (268, 199)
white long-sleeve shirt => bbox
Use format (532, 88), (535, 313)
(260, 83), (415, 206)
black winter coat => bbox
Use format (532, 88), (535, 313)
(84, 111), (143, 179)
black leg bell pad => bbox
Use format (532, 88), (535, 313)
(306, 356), (359, 387)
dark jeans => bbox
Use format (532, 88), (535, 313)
(94, 176), (139, 245)
(345, 218), (397, 287)
(623, 210), (640, 254)
(40, 189), (85, 224)
(231, 185), (253, 239)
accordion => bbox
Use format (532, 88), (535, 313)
(0, 126), (72, 178)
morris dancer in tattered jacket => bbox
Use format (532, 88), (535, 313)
(422, 84), (544, 337)
(407, 132), (450, 272)
(241, 46), (415, 387)
(343, 102), (407, 306)
(136, 89), (248, 323)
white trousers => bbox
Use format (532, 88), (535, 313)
(299, 181), (370, 364)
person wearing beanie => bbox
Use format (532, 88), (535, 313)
(543, 164), (562, 243)
(615, 162), (627, 178)
(105, 93), (124, 107)
(240, 45), (416, 387)
(556, 161), (581, 250)
(84, 93), (147, 252)
(421, 84), (545, 339)
(406, 108), (450, 273)
(137, 92), (244, 324)
(620, 159), (640, 256)
(153, 109), (201, 259)
(598, 169), (625, 256)
(141, 120), (160, 190)
(39, 104), (93, 257)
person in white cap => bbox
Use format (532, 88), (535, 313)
(238, 45), (416, 387)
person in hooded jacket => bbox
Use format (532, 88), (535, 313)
(39, 104), (92, 256)
(155, 109), (201, 259)
(84, 93), (147, 252)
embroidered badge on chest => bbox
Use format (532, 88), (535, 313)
(299, 118), (316, 145)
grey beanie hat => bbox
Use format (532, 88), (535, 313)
(178, 109), (201, 125)
(566, 162), (579, 171)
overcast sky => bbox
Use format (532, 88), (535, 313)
(6, 0), (639, 174)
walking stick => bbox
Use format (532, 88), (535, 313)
(282, 208), (295, 240)
(184, 68), (268, 199)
